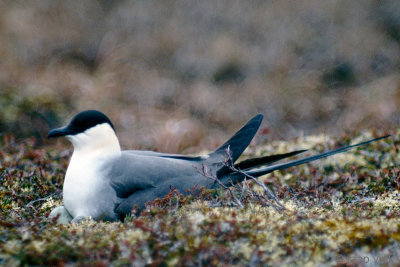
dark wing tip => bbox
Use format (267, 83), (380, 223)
(254, 114), (264, 122)
(234, 149), (308, 170)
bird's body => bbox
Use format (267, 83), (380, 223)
(48, 110), (389, 223)
(52, 113), (262, 221)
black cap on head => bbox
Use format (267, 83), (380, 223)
(48, 110), (115, 138)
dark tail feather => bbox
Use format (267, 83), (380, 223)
(234, 150), (307, 170)
(247, 135), (390, 178)
(223, 135), (390, 185)
(212, 114), (263, 163)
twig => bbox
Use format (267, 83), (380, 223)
(223, 147), (286, 210)
(25, 195), (54, 210)
(194, 165), (244, 208)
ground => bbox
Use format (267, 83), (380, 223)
(0, 130), (398, 266)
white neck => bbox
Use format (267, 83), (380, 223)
(66, 123), (121, 158)
(63, 123), (120, 219)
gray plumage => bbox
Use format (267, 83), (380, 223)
(47, 110), (389, 222)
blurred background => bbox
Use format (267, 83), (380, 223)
(0, 0), (399, 153)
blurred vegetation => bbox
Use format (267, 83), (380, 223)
(0, 0), (399, 152)
(1, 1), (400, 265)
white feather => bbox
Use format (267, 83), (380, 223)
(63, 123), (121, 218)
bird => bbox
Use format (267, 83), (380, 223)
(47, 110), (389, 223)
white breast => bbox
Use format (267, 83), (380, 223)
(62, 123), (121, 219)
(63, 153), (103, 217)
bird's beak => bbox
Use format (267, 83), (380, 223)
(47, 126), (72, 138)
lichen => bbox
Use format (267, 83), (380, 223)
(0, 131), (399, 265)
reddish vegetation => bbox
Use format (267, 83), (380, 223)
(1, 132), (399, 265)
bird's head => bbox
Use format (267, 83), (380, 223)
(48, 110), (120, 154)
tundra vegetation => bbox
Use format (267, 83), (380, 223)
(1, 1), (400, 265)
(1, 131), (398, 266)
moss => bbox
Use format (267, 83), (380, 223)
(0, 131), (399, 265)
